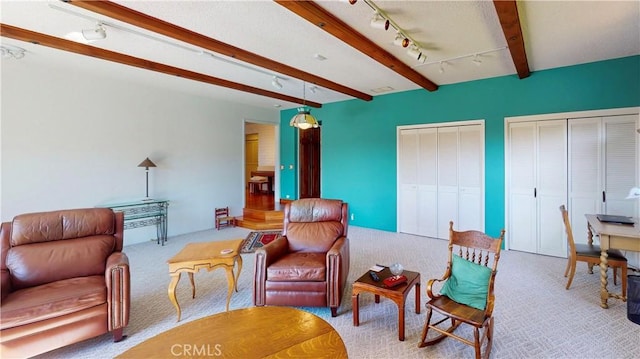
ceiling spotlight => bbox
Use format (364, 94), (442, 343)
(348, 0), (358, 4)
(393, 33), (410, 48)
(82, 23), (106, 41)
(439, 61), (445, 74)
(271, 76), (283, 90)
(472, 54), (482, 66)
(309, 85), (318, 94)
(370, 13), (390, 31)
(407, 46), (425, 62)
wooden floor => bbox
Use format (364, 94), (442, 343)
(245, 189), (278, 210)
(239, 189), (284, 230)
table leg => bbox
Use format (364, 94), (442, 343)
(233, 254), (243, 292)
(600, 249), (609, 309)
(188, 272), (196, 299)
(393, 298), (406, 341)
(415, 282), (421, 314)
(168, 273), (182, 322)
(352, 292), (360, 326)
(224, 265), (235, 311)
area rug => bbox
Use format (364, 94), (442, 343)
(241, 231), (282, 253)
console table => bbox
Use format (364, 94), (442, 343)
(97, 199), (169, 245)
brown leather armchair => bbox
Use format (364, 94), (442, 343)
(0, 208), (130, 358)
(253, 198), (349, 317)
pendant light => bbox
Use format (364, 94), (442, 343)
(289, 82), (320, 130)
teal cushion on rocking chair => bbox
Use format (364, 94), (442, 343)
(440, 254), (492, 310)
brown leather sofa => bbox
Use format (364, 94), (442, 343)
(0, 208), (130, 358)
(253, 198), (349, 317)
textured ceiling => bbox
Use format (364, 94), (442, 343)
(1, 1), (638, 110)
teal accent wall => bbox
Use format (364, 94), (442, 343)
(280, 56), (640, 237)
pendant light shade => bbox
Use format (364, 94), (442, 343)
(290, 82), (320, 130)
(290, 107), (319, 130)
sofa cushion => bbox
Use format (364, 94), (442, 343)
(267, 252), (326, 281)
(6, 236), (115, 290)
(0, 276), (106, 330)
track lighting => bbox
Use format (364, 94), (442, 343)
(439, 61), (445, 74)
(407, 46), (425, 63)
(370, 13), (389, 31)
(82, 23), (106, 41)
(309, 85), (318, 94)
(393, 33), (410, 48)
(0, 45), (26, 59)
(271, 76), (283, 90)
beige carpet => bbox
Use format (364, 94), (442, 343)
(34, 226), (639, 359)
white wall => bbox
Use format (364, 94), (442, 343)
(245, 122), (276, 166)
(1, 58), (278, 245)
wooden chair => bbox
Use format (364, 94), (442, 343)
(215, 207), (235, 230)
(419, 221), (505, 359)
(559, 205), (627, 294)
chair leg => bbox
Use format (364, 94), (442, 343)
(112, 328), (125, 342)
(483, 317), (494, 359)
(613, 267), (618, 286)
(565, 259), (577, 290)
(473, 327), (481, 359)
(622, 263), (628, 298)
(419, 307), (434, 347)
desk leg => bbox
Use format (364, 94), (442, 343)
(224, 265), (235, 311)
(168, 273), (182, 322)
(352, 292), (360, 326)
(600, 249), (609, 309)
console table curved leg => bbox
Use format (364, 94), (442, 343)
(168, 273), (182, 321)
(224, 265), (235, 311)
(599, 249), (609, 309)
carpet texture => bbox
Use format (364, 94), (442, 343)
(241, 230), (282, 253)
(32, 226), (640, 359)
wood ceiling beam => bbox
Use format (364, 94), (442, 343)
(64, 0), (372, 102)
(493, 0), (530, 79)
(0, 24), (322, 108)
(274, 0), (438, 92)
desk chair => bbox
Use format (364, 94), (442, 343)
(560, 205), (627, 294)
(215, 207), (235, 230)
(419, 221), (505, 359)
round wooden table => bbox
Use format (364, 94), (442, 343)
(116, 306), (347, 358)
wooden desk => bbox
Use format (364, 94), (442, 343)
(167, 239), (243, 321)
(352, 267), (420, 341)
(116, 306), (347, 359)
(585, 214), (640, 308)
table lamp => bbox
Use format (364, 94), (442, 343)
(138, 157), (157, 200)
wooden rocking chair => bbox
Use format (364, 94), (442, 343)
(419, 221), (505, 359)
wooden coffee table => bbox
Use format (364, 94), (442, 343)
(352, 267), (420, 341)
(116, 306), (347, 358)
(167, 239), (243, 321)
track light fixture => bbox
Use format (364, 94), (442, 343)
(271, 76), (283, 90)
(393, 33), (410, 48)
(1, 45), (26, 59)
(439, 61), (445, 74)
(370, 13), (390, 31)
(82, 23), (106, 41)
(407, 46), (425, 62)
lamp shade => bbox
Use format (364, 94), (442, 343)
(290, 107), (319, 130)
(137, 157), (157, 169)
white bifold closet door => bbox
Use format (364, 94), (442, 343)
(398, 124), (484, 239)
(568, 115), (639, 243)
(508, 120), (567, 257)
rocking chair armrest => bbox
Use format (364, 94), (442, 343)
(426, 277), (446, 299)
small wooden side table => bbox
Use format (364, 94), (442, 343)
(352, 267), (421, 341)
(167, 239), (243, 321)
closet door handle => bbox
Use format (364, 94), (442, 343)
(534, 188), (537, 198)
(602, 191), (606, 202)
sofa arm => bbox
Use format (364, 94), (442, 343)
(326, 236), (350, 309)
(105, 252), (130, 331)
(253, 236), (289, 306)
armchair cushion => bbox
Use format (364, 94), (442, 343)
(440, 254), (491, 310)
(267, 252), (326, 281)
(286, 222), (344, 252)
(0, 276), (105, 330)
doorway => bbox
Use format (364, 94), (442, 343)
(244, 122), (276, 210)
